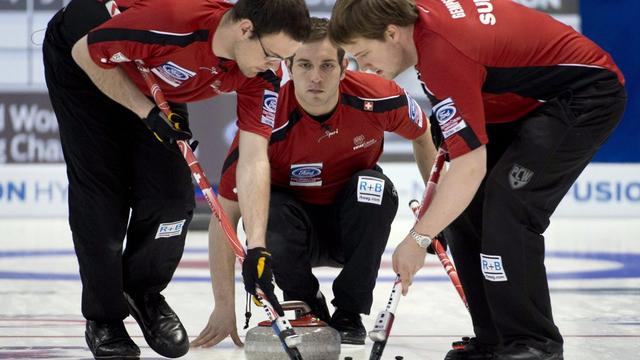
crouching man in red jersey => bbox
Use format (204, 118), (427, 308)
(190, 18), (436, 348)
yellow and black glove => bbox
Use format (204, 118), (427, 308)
(143, 106), (192, 144)
(242, 247), (284, 316)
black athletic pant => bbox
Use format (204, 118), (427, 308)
(444, 74), (626, 352)
(43, 1), (194, 322)
(266, 169), (398, 315)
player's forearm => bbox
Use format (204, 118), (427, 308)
(236, 131), (270, 249)
(412, 132), (437, 184)
(71, 35), (154, 118)
(414, 146), (486, 237)
(209, 197), (241, 302)
(237, 160), (269, 249)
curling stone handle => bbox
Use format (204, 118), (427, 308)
(280, 300), (312, 314)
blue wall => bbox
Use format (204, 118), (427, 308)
(582, 0), (640, 162)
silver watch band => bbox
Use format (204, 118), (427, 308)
(409, 228), (432, 249)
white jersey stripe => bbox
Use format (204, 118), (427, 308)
(557, 63), (606, 69)
(149, 30), (196, 36)
(357, 95), (401, 101)
(273, 121), (289, 133)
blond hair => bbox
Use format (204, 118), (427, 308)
(329, 0), (418, 45)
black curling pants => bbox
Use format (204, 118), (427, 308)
(43, 0), (194, 322)
(444, 75), (626, 352)
(266, 168), (398, 315)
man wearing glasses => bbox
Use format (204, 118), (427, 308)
(42, 0), (310, 358)
(257, 35), (287, 64)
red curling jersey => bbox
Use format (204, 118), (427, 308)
(413, 0), (624, 159)
(219, 71), (428, 205)
(86, 0), (279, 138)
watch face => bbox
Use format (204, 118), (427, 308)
(411, 229), (431, 249)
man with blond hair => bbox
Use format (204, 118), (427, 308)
(329, 1), (626, 359)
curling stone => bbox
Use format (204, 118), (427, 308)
(245, 301), (341, 360)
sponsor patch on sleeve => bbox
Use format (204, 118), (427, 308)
(480, 253), (508, 282)
(433, 97), (467, 139)
(357, 176), (385, 205)
(155, 219), (186, 239)
(290, 163), (322, 186)
(261, 90), (278, 128)
(405, 90), (423, 128)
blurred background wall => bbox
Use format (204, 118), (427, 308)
(0, 0), (637, 222)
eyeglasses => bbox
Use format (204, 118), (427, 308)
(257, 35), (285, 63)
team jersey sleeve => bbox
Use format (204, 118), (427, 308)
(218, 135), (240, 202)
(419, 36), (488, 159)
(384, 83), (429, 140)
(86, 6), (163, 69)
(235, 69), (282, 139)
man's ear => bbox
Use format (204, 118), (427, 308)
(340, 57), (349, 80)
(385, 24), (399, 42)
(237, 19), (254, 38)
(341, 57), (349, 70)
(285, 58), (294, 78)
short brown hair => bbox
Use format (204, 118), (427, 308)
(295, 17), (345, 63)
(329, 0), (418, 45)
(230, 0), (311, 42)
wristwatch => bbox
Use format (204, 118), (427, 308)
(409, 228), (432, 249)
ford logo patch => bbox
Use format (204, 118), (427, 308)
(291, 167), (321, 178)
(162, 64), (190, 81)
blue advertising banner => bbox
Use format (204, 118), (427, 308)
(582, 0), (640, 162)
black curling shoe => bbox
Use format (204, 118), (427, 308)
(329, 308), (366, 345)
(85, 320), (140, 359)
(124, 292), (189, 358)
